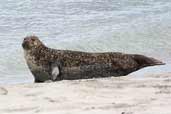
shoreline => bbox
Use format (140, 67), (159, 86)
(0, 72), (171, 114)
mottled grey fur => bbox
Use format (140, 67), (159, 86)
(22, 36), (165, 83)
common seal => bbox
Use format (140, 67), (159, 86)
(22, 36), (165, 83)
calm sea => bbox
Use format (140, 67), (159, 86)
(0, 0), (171, 84)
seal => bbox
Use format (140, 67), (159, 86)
(22, 36), (165, 83)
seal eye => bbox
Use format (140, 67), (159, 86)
(32, 39), (35, 42)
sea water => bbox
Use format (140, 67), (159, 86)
(0, 0), (171, 84)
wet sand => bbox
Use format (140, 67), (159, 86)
(0, 73), (171, 114)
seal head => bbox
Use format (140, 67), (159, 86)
(22, 36), (43, 50)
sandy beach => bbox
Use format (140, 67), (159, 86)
(0, 73), (171, 114)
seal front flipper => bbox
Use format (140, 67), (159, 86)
(50, 61), (62, 81)
(51, 66), (60, 81)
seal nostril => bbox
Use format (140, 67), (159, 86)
(24, 38), (30, 42)
(24, 38), (27, 41)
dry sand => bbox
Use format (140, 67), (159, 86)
(0, 73), (171, 114)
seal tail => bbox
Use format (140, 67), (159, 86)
(131, 54), (165, 68)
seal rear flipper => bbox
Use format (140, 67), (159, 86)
(131, 54), (165, 68)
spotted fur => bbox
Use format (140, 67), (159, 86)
(22, 36), (165, 82)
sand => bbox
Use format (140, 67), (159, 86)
(0, 73), (171, 114)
